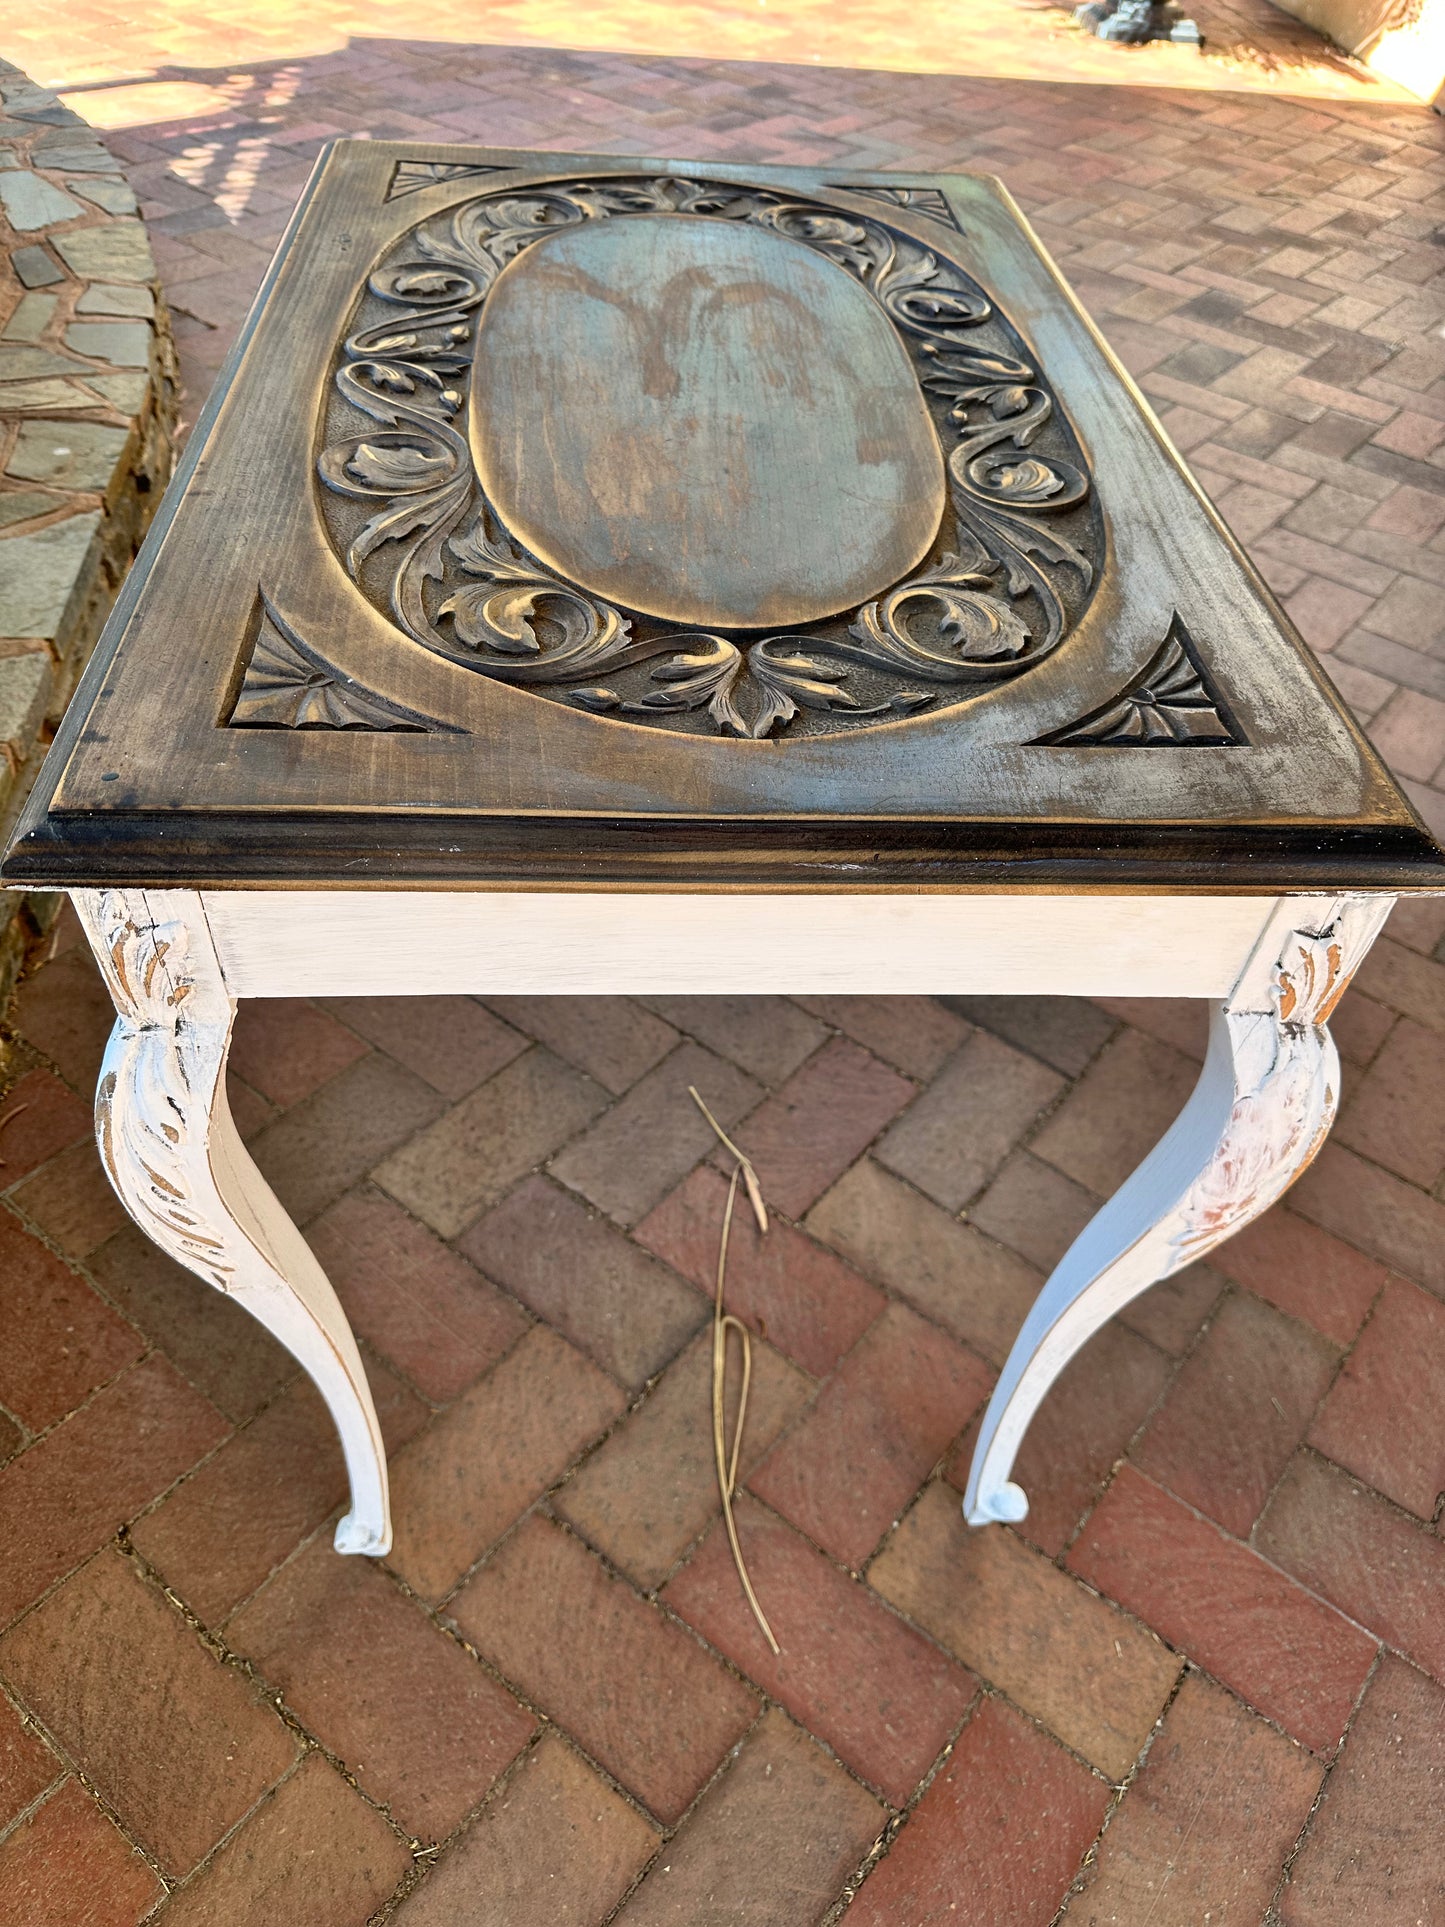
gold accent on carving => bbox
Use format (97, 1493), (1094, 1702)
(314, 174), (1101, 740)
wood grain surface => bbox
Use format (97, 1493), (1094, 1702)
(472, 216), (945, 629)
(3, 142), (1439, 893)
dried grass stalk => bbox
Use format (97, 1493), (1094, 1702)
(689, 1085), (768, 1233)
(712, 1165), (780, 1655)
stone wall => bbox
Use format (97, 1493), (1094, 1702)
(0, 59), (177, 1009)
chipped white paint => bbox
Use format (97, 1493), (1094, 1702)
(73, 887), (390, 1555)
(72, 882), (1396, 1561)
(962, 892), (1395, 1528)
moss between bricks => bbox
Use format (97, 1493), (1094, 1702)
(0, 56), (179, 1018)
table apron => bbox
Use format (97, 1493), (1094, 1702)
(192, 889), (1303, 1000)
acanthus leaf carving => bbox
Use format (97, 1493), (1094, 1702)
(314, 172), (1102, 740)
(84, 891), (237, 1290)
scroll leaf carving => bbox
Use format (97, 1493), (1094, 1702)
(85, 892), (237, 1289)
(314, 172), (1102, 739)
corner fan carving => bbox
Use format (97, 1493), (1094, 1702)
(300, 174), (1103, 741)
(1033, 614), (1243, 746)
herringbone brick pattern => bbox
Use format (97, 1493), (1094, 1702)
(1, 894), (1443, 1923)
(2, 6), (1445, 1922)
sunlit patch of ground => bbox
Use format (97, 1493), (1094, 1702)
(22, 0), (1412, 115)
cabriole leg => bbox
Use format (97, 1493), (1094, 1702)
(74, 887), (391, 1555)
(963, 893), (1395, 1529)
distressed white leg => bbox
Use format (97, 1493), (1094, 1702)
(74, 887), (391, 1555)
(963, 893), (1395, 1529)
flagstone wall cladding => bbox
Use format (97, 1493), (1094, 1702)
(0, 58), (178, 1010)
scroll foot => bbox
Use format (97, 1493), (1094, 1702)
(963, 894), (1394, 1529)
(76, 888), (391, 1556)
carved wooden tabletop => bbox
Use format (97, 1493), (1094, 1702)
(4, 144), (1440, 891)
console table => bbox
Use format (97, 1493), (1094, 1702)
(5, 145), (1439, 1558)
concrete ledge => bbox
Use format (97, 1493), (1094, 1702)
(0, 57), (178, 1011)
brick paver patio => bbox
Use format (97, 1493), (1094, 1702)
(2, 4), (1445, 1922)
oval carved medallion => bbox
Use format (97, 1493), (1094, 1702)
(470, 217), (946, 631)
(316, 174), (1102, 740)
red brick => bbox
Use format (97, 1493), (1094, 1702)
(224, 1071), (275, 1141)
(228, 998), (367, 1109)
(1257, 1450), (1445, 1683)
(947, 994), (1114, 1077)
(387, 1325), (627, 1602)
(557, 1328), (811, 1589)
(1292, 1143), (1445, 1295)
(450, 1515), (758, 1824)
(789, 993), (969, 1079)
(0, 1356), (227, 1629)
(725, 1038), (913, 1218)
(947, 1319), (1171, 1556)
(1280, 1657), (1445, 1927)
(0, 1779), (162, 1927)
(847, 1696), (1110, 1927)
(634, 1163), (884, 1376)
(1368, 689), (1445, 785)
(307, 1188), (528, 1402)
(130, 1363), (423, 1628)
(155, 1755), (411, 1927)
(1329, 988), (1396, 1068)
(0, 1688), (59, 1830)
(1355, 936), (1445, 1035)
(549, 1040), (760, 1226)
(0, 1550), (297, 1877)
(1032, 1030), (1202, 1196)
(639, 994), (826, 1083)
(6, 1140), (129, 1259)
(1284, 575), (1375, 649)
(1215, 1205), (1385, 1347)
(1309, 1278), (1445, 1519)
(324, 993), (527, 1099)
(969, 1149), (1097, 1272)
(461, 1176), (704, 1390)
(10, 950), (116, 1096)
(395, 1734), (660, 1926)
(870, 1482), (1180, 1780)
(1133, 1291), (1337, 1536)
(255, 1053), (447, 1228)
(665, 1497), (974, 1804)
(1387, 897), (1445, 957)
(875, 1029), (1065, 1212)
(807, 1160), (1041, 1367)
(1068, 1466), (1375, 1752)
(0, 1209), (142, 1430)
(1336, 1019), (1445, 1187)
(1115, 1264), (1226, 1355)
(614, 1707), (882, 1927)
(0, 1070), (90, 1186)
(370, 1047), (596, 1239)
(750, 1303), (991, 1568)
(1075, 1671), (1321, 1924)
(228, 1536), (535, 1839)
(86, 1222), (295, 1424)
(480, 994), (678, 1094)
